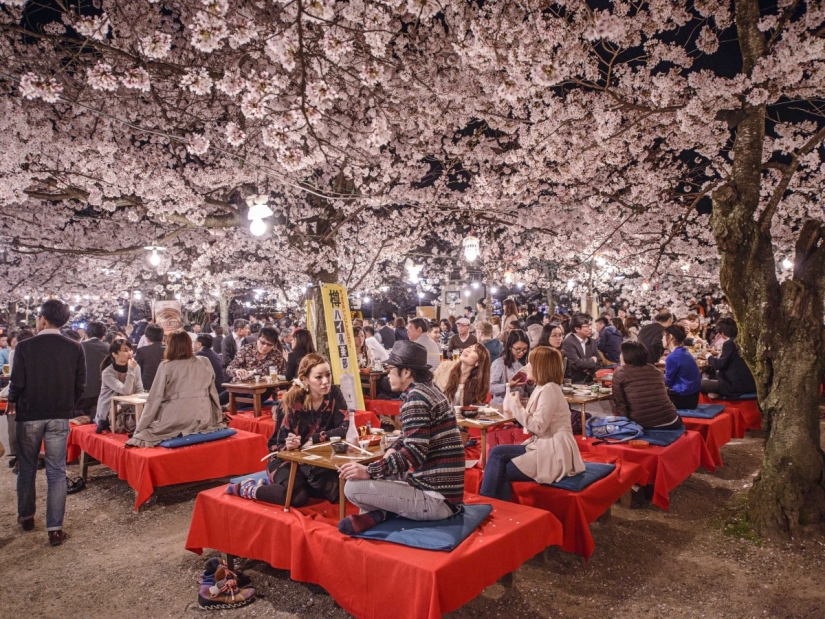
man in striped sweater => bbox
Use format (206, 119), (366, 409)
(338, 340), (465, 534)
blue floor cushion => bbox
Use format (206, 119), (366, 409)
(678, 404), (726, 419)
(158, 428), (236, 448)
(351, 504), (493, 551)
(230, 470), (268, 485)
(639, 426), (686, 446)
(545, 462), (616, 492)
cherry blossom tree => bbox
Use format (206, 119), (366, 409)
(2, 0), (824, 535)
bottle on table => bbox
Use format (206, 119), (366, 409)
(346, 410), (359, 446)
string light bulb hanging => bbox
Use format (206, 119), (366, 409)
(246, 194), (273, 236)
(144, 245), (166, 267)
(463, 228), (480, 262)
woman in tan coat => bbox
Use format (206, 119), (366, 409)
(480, 347), (585, 500)
(126, 331), (225, 447)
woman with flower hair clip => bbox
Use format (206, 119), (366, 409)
(226, 353), (350, 506)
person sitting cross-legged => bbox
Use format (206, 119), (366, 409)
(480, 347), (585, 501)
(337, 340), (465, 534)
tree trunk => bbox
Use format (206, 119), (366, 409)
(709, 0), (825, 537)
(219, 293), (230, 330)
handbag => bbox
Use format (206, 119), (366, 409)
(114, 405), (137, 434)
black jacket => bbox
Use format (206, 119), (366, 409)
(8, 332), (86, 421)
(197, 348), (225, 395)
(378, 326), (396, 350)
(222, 335), (240, 368)
(561, 333), (600, 384)
(79, 337), (110, 400)
(135, 342), (165, 391)
(637, 322), (666, 364)
(212, 334), (224, 355)
(707, 339), (756, 397)
(285, 348), (311, 381)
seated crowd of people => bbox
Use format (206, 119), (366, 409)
(2, 297), (757, 544)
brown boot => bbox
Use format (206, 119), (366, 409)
(48, 530), (68, 546)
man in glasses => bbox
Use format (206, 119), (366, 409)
(226, 326), (285, 382)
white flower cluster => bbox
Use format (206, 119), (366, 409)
(140, 31), (173, 59)
(121, 67), (151, 92)
(19, 73), (63, 103)
(225, 122), (246, 146)
(181, 68), (213, 95)
(585, 12), (626, 43)
(190, 11), (229, 52)
(87, 63), (119, 91)
(74, 13), (111, 42)
(187, 134), (210, 155)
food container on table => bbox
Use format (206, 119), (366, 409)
(331, 441), (350, 454)
(460, 406), (480, 419)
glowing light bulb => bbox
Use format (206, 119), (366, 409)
(363, 296), (371, 303)
(490, 287), (498, 294)
(782, 258), (793, 269)
(249, 218), (267, 236)
(149, 249), (161, 266)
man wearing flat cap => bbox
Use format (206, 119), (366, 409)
(337, 340), (465, 534)
(448, 317), (477, 352)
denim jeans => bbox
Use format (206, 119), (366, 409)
(344, 479), (455, 521)
(16, 419), (69, 530)
(479, 444), (533, 501)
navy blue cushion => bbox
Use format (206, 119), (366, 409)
(158, 428), (236, 448)
(229, 470), (268, 485)
(678, 404), (726, 419)
(544, 462), (616, 492)
(639, 426), (686, 446)
(733, 393), (757, 400)
(351, 504), (493, 551)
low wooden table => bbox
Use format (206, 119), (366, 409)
(565, 390), (613, 435)
(222, 379), (290, 417)
(359, 369), (388, 399)
(276, 442), (384, 520)
(111, 393), (149, 432)
(457, 407), (516, 470)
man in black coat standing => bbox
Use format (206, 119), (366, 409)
(75, 321), (109, 417)
(194, 334), (226, 399)
(637, 311), (673, 365)
(561, 312), (601, 384)
(135, 323), (165, 390)
(7, 299), (85, 546)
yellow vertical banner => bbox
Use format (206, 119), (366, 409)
(320, 284), (365, 410)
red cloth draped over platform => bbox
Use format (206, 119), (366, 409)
(577, 431), (715, 510)
(228, 410), (381, 440)
(363, 398), (401, 416)
(699, 394), (761, 437)
(72, 424), (268, 510)
(67, 424), (83, 463)
(463, 455), (644, 559)
(681, 412), (733, 468)
(186, 487), (562, 619)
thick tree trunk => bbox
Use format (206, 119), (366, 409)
(709, 0), (825, 537)
(219, 294), (230, 330)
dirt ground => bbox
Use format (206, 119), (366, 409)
(2, 422), (824, 619)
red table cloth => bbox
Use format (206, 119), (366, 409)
(364, 398), (401, 417)
(73, 424), (268, 510)
(699, 394), (761, 437)
(67, 423), (83, 463)
(463, 454), (644, 560)
(577, 431), (715, 510)
(681, 412), (733, 468)
(228, 410), (380, 441)
(186, 487), (562, 619)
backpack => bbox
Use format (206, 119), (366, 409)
(586, 416), (644, 442)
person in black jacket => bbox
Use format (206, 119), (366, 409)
(636, 311), (673, 364)
(595, 317), (622, 364)
(221, 319), (249, 368)
(701, 318), (756, 398)
(6, 300), (85, 545)
(560, 313), (601, 384)
(135, 323), (165, 390)
(74, 321), (109, 417)
(376, 319), (395, 350)
(284, 329), (316, 381)
(194, 334), (225, 398)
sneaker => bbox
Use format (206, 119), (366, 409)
(225, 478), (263, 500)
(198, 562), (255, 610)
(48, 530), (68, 546)
(200, 557), (252, 589)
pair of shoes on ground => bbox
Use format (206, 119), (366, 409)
(225, 477), (265, 500)
(198, 558), (255, 610)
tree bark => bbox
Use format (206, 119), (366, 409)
(709, 0), (825, 537)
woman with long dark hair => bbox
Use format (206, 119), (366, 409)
(489, 330), (530, 405)
(433, 343), (492, 406)
(95, 338), (143, 433)
(284, 328), (316, 381)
